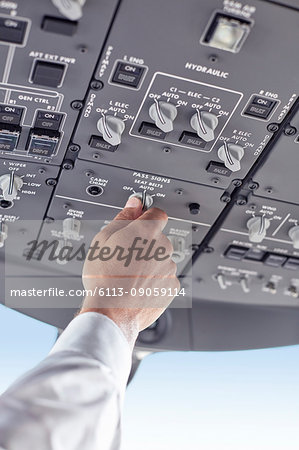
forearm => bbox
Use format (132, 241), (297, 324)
(0, 313), (132, 450)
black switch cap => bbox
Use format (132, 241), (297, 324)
(42, 16), (78, 36)
(31, 61), (65, 88)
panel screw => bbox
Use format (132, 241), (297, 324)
(266, 187), (273, 194)
(46, 178), (57, 186)
(92, 153), (101, 159)
(71, 100), (83, 110)
(44, 217), (55, 224)
(62, 160), (74, 170)
(192, 225), (199, 232)
(85, 170), (94, 177)
(203, 246), (214, 253)
(90, 80), (104, 90)
(212, 177), (220, 184)
(63, 203), (70, 210)
(163, 147), (171, 153)
(267, 123), (279, 132)
(248, 181), (259, 190)
(38, 168), (46, 174)
(236, 196), (247, 205)
(232, 179), (242, 187)
(249, 203), (257, 210)
(221, 193), (231, 203)
(284, 126), (297, 136)
(175, 188), (183, 195)
(209, 55), (218, 63)
(69, 144), (80, 152)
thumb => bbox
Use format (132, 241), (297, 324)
(115, 196), (143, 221)
(97, 196), (143, 242)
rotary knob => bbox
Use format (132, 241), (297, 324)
(0, 172), (23, 202)
(62, 218), (81, 241)
(247, 216), (270, 243)
(128, 191), (153, 211)
(0, 223), (8, 248)
(167, 235), (186, 264)
(288, 225), (299, 249)
(149, 99), (177, 133)
(97, 115), (125, 146)
(217, 142), (244, 172)
(190, 109), (218, 142)
(52, 0), (86, 20)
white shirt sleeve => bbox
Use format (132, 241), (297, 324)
(0, 312), (132, 450)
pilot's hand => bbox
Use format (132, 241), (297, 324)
(80, 196), (180, 348)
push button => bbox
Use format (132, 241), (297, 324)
(224, 245), (248, 260)
(179, 131), (206, 149)
(34, 111), (63, 131)
(139, 122), (166, 139)
(89, 135), (118, 152)
(244, 248), (265, 262)
(111, 62), (145, 88)
(283, 258), (299, 271)
(251, 96), (275, 109)
(206, 161), (232, 177)
(0, 17), (28, 45)
(243, 96), (277, 120)
(0, 104), (24, 126)
(31, 61), (65, 88)
(264, 253), (287, 267)
(41, 16), (78, 36)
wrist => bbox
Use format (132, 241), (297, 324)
(79, 305), (139, 350)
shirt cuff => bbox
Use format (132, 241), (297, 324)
(49, 312), (132, 386)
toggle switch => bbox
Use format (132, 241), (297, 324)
(288, 225), (299, 249)
(218, 142), (244, 172)
(167, 235), (186, 264)
(62, 217), (81, 240)
(128, 191), (153, 211)
(149, 100), (177, 133)
(97, 115), (125, 146)
(51, 0), (86, 21)
(247, 215), (270, 243)
(0, 172), (23, 202)
(56, 239), (73, 265)
(0, 222), (8, 248)
(190, 110), (218, 142)
(216, 273), (227, 290)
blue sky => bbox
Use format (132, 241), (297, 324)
(1, 304), (299, 450)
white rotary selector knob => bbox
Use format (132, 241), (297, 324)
(190, 109), (218, 142)
(97, 115), (125, 146)
(218, 142), (244, 172)
(52, 0), (86, 20)
(247, 216), (270, 243)
(288, 225), (299, 249)
(128, 191), (153, 211)
(149, 99), (177, 133)
(0, 172), (23, 201)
